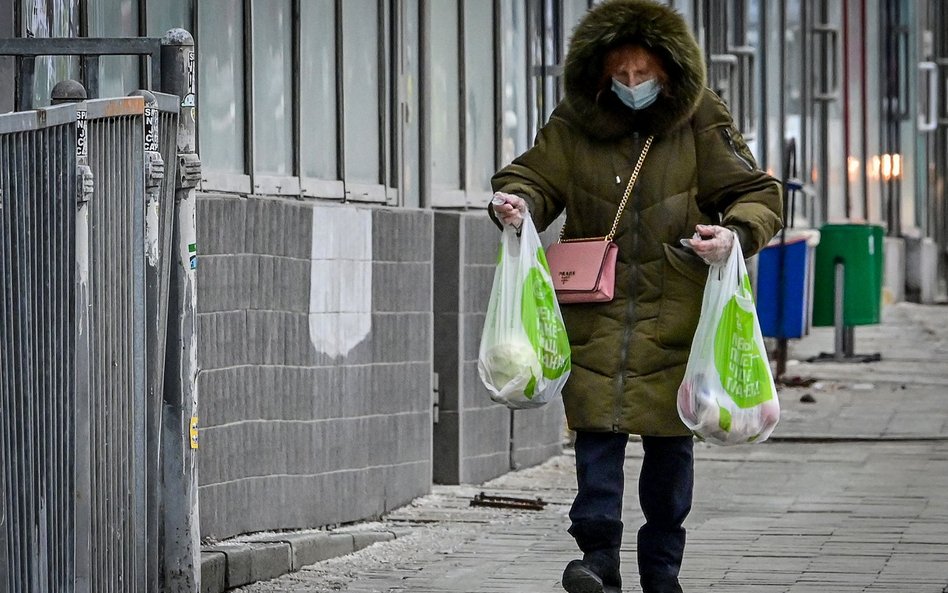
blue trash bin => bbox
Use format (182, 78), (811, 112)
(756, 231), (819, 339)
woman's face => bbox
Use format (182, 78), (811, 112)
(603, 44), (667, 88)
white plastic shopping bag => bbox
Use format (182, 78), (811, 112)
(677, 239), (780, 444)
(478, 217), (571, 409)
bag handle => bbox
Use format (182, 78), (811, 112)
(559, 135), (654, 243)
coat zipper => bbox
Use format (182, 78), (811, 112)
(613, 134), (642, 432)
(613, 210), (639, 432)
(723, 127), (755, 171)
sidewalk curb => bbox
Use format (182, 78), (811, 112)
(200, 528), (408, 593)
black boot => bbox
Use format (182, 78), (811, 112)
(640, 574), (683, 593)
(565, 518), (623, 593)
(562, 549), (622, 593)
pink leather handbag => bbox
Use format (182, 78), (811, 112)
(546, 136), (653, 304)
(547, 239), (619, 303)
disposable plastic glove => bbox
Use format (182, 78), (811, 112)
(491, 192), (528, 230)
(688, 224), (735, 265)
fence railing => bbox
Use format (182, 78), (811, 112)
(0, 102), (79, 593)
(0, 30), (200, 593)
(0, 37), (163, 112)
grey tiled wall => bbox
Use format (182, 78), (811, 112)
(432, 212), (564, 485)
(194, 196), (563, 539)
(196, 195), (433, 539)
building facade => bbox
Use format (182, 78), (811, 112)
(2, 0), (946, 543)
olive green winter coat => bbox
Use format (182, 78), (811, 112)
(491, 0), (782, 436)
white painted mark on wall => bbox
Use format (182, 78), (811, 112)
(145, 198), (160, 267)
(308, 206), (373, 358)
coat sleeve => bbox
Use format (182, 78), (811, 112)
(692, 90), (783, 256)
(489, 113), (573, 233)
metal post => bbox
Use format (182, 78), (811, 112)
(129, 88), (166, 593)
(15, 56), (35, 111)
(833, 260), (845, 360)
(51, 79), (92, 593)
(159, 29), (201, 593)
(810, 257), (881, 363)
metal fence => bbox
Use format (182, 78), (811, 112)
(85, 95), (150, 593)
(0, 103), (79, 593)
(0, 31), (199, 593)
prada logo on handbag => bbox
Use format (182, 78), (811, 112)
(558, 270), (576, 283)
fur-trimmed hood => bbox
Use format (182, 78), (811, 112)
(563, 0), (706, 140)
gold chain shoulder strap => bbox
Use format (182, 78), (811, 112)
(606, 135), (654, 241)
(559, 135), (654, 242)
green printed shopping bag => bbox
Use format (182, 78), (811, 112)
(677, 238), (780, 444)
(478, 217), (571, 409)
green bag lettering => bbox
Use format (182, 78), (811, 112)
(521, 250), (571, 381)
(713, 279), (774, 409)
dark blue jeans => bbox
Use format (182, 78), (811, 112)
(569, 431), (694, 586)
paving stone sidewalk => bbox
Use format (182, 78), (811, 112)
(237, 303), (948, 593)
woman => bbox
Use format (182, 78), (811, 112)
(489, 1), (782, 592)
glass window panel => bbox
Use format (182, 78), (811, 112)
(761, 0), (783, 179)
(898, 3), (918, 231)
(820, 0), (846, 223)
(146, 0), (193, 37)
(500, 0), (528, 165)
(784, 0), (806, 224)
(672, 0), (696, 28)
(844, 0), (865, 221)
(22, 0), (79, 108)
(562, 0), (588, 51)
(300, 0), (338, 180)
(428, 1), (460, 189)
(1, 0), (14, 113)
(252, 0), (294, 176)
(198, 0), (245, 174)
(383, 0), (394, 189)
(341, 0), (381, 184)
(89, 0), (140, 98)
(464, 0), (494, 194)
(864, 0), (882, 222)
(399, 0), (421, 207)
(538, 0), (558, 125)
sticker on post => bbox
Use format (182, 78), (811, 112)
(182, 50), (196, 107)
(144, 107), (159, 152)
(189, 416), (199, 449)
(189, 243), (197, 269)
(76, 109), (88, 158)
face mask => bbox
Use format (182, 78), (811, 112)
(611, 77), (661, 110)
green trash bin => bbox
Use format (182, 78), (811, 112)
(812, 224), (885, 327)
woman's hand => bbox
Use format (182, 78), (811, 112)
(688, 224), (735, 264)
(491, 192), (528, 230)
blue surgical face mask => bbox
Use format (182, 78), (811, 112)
(611, 77), (661, 110)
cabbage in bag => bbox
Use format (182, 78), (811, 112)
(478, 217), (571, 409)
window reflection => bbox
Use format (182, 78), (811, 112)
(464, 0), (495, 194)
(342, 0), (381, 185)
(22, 0), (79, 108)
(252, 0), (294, 176)
(500, 0), (528, 166)
(198, 0), (245, 175)
(300, 0), (339, 181)
(429, 1), (461, 189)
(146, 0), (193, 37)
(88, 0), (140, 97)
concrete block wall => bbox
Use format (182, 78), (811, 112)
(196, 195), (433, 540)
(433, 212), (564, 485)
